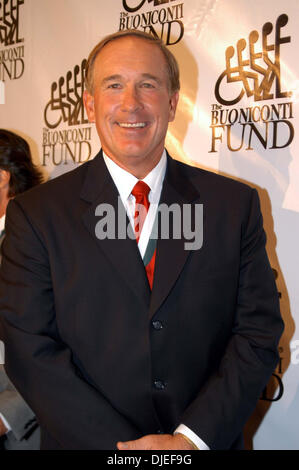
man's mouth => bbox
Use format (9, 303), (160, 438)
(117, 122), (147, 128)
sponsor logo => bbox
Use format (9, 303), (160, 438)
(261, 269), (284, 402)
(42, 59), (93, 167)
(210, 14), (294, 153)
(0, 0), (25, 81)
(122, 0), (177, 13)
(261, 346), (284, 402)
(119, 0), (184, 46)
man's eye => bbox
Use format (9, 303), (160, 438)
(108, 83), (121, 89)
(141, 82), (155, 88)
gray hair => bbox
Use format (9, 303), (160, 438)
(85, 29), (180, 95)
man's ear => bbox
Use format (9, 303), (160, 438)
(168, 91), (179, 123)
(0, 169), (10, 189)
(83, 90), (95, 123)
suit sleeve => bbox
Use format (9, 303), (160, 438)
(0, 199), (140, 450)
(180, 188), (284, 449)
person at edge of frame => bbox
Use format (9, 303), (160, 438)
(0, 129), (43, 450)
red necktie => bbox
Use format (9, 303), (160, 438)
(131, 181), (156, 289)
(131, 181), (150, 243)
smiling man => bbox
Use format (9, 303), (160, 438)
(83, 33), (179, 179)
(0, 30), (283, 450)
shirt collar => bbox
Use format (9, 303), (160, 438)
(102, 150), (167, 203)
(0, 215), (5, 234)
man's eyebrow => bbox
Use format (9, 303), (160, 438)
(140, 73), (163, 84)
(101, 74), (123, 85)
(101, 73), (163, 85)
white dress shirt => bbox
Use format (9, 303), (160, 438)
(103, 151), (165, 259)
(0, 214), (5, 235)
(102, 151), (209, 450)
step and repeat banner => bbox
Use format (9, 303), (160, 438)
(1, 0), (299, 450)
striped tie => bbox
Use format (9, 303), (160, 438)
(131, 181), (156, 289)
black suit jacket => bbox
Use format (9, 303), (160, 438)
(0, 151), (283, 449)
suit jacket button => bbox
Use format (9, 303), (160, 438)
(152, 320), (163, 330)
(154, 380), (166, 390)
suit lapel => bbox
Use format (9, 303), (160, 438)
(149, 155), (201, 319)
(0, 231), (5, 265)
(80, 151), (151, 308)
(80, 151), (200, 316)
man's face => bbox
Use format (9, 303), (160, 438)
(84, 36), (179, 175)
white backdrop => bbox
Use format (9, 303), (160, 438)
(1, 0), (298, 450)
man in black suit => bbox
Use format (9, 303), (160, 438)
(0, 31), (283, 450)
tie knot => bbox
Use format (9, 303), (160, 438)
(131, 181), (150, 199)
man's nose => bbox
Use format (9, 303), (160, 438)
(121, 86), (142, 112)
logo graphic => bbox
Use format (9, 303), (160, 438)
(261, 346), (284, 402)
(44, 59), (88, 130)
(259, 269), (284, 402)
(0, 0), (24, 46)
(42, 59), (93, 168)
(122, 0), (176, 13)
(119, 0), (184, 46)
(215, 14), (292, 106)
(0, 0), (25, 81)
(210, 14), (294, 153)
